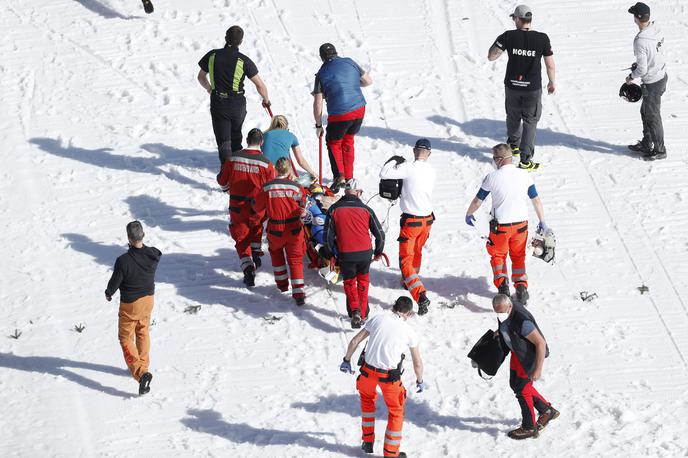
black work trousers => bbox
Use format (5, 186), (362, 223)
(505, 87), (542, 164)
(640, 74), (668, 153)
(211, 95), (247, 162)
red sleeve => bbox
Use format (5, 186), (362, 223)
(265, 163), (277, 182)
(217, 161), (232, 191)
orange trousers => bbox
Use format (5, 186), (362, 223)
(398, 214), (433, 303)
(118, 295), (154, 381)
(356, 366), (407, 457)
(486, 221), (528, 289)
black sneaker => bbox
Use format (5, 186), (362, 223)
(252, 252), (262, 269)
(243, 266), (256, 287)
(517, 160), (541, 172)
(498, 281), (510, 296)
(643, 149), (667, 161)
(351, 310), (362, 329)
(361, 441), (373, 454)
(628, 140), (652, 153)
(138, 372), (153, 395)
(536, 407), (560, 430)
(507, 426), (539, 440)
(515, 284), (529, 306)
(397, 453), (407, 458)
(295, 297), (305, 306)
(417, 292), (430, 316)
(142, 0), (154, 14)
(330, 176), (346, 193)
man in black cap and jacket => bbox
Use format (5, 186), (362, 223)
(493, 293), (559, 439)
(105, 221), (162, 395)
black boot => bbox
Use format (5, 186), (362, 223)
(498, 281), (510, 296)
(295, 297), (305, 306)
(243, 266), (256, 287)
(361, 441), (373, 453)
(141, 0), (154, 14)
(351, 310), (362, 329)
(515, 284), (529, 306)
(628, 140), (652, 153)
(138, 372), (152, 395)
(417, 292), (430, 316)
(252, 252), (262, 269)
(507, 426), (539, 440)
(643, 149), (667, 161)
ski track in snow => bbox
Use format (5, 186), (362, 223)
(2, 0), (688, 456)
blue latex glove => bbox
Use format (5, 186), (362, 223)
(465, 215), (476, 226)
(416, 380), (428, 393)
(537, 221), (548, 232)
(340, 358), (353, 374)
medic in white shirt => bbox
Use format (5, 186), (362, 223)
(379, 139), (436, 316)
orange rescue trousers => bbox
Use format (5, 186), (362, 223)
(229, 205), (265, 271)
(118, 295), (154, 381)
(357, 366), (407, 457)
(486, 221), (528, 289)
(398, 214), (433, 303)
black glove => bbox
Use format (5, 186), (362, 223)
(385, 155), (406, 166)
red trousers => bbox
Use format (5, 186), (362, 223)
(341, 260), (370, 319)
(229, 205), (265, 271)
(267, 227), (306, 299)
(486, 221), (528, 289)
(398, 214), (433, 303)
(357, 367), (407, 457)
(509, 353), (550, 429)
(326, 106), (365, 180)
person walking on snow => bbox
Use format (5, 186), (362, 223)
(324, 179), (385, 328)
(493, 294), (559, 439)
(198, 25), (270, 162)
(105, 221), (161, 395)
(488, 4), (556, 171)
(217, 128), (276, 286)
(379, 139), (435, 316)
(261, 114), (319, 180)
(312, 43), (373, 191)
(254, 157), (308, 306)
(340, 296), (426, 457)
(465, 144), (547, 305)
(626, 2), (668, 161)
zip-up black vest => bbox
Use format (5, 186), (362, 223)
(506, 304), (549, 375)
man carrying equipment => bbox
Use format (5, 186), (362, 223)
(254, 157), (307, 305)
(105, 221), (161, 395)
(626, 2), (668, 161)
(493, 294), (559, 439)
(488, 5), (555, 171)
(465, 144), (547, 305)
(340, 296), (426, 457)
(324, 179), (385, 328)
(217, 128), (276, 286)
(312, 43), (373, 191)
(198, 25), (270, 158)
(379, 139), (435, 316)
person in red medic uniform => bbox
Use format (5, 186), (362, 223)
(254, 157), (307, 305)
(312, 43), (373, 191)
(217, 128), (276, 286)
(324, 179), (385, 328)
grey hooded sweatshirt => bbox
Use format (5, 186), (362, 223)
(630, 22), (666, 84)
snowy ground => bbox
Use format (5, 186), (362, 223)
(2, 0), (688, 456)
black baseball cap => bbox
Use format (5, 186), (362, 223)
(628, 2), (650, 17)
(414, 138), (432, 150)
(319, 43), (337, 61)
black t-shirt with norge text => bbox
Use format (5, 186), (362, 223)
(493, 30), (553, 91)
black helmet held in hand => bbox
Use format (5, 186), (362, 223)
(619, 82), (642, 103)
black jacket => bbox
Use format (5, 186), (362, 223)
(504, 304), (549, 375)
(105, 245), (162, 303)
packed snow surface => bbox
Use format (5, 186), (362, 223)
(2, 0), (688, 456)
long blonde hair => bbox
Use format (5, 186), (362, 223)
(267, 114), (289, 132)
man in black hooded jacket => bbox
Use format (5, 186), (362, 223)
(105, 221), (161, 395)
(493, 293), (559, 439)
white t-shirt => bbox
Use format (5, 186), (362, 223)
(363, 311), (419, 370)
(479, 164), (535, 224)
(379, 159), (435, 216)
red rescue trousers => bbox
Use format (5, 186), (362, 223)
(341, 260), (371, 319)
(398, 214), (433, 303)
(229, 204), (265, 271)
(267, 226), (306, 299)
(486, 221), (528, 289)
(118, 295), (154, 381)
(357, 365), (407, 457)
(509, 353), (550, 430)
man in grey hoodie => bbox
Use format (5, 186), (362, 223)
(626, 2), (667, 161)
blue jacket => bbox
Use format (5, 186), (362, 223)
(315, 57), (366, 115)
